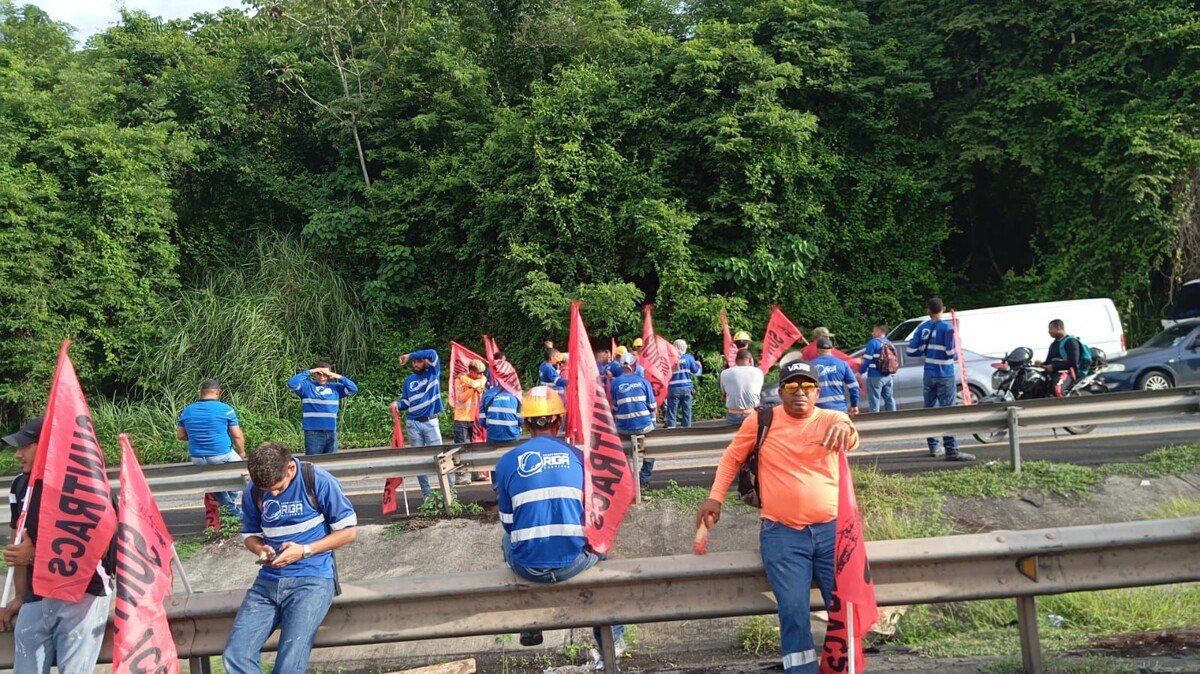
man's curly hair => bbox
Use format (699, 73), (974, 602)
(248, 442), (294, 487)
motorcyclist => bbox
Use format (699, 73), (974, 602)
(1042, 319), (1082, 396)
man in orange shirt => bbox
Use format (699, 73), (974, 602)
(453, 359), (489, 483)
(696, 359), (858, 674)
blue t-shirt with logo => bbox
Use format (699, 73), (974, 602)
(240, 458), (357, 579)
(177, 400), (240, 457)
(494, 436), (587, 569)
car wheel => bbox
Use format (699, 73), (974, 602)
(1062, 389), (1096, 436)
(955, 385), (986, 406)
(1137, 370), (1173, 391)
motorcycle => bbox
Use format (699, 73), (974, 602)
(973, 346), (1111, 443)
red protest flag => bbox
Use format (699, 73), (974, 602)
(759, 306), (804, 373)
(720, 309), (738, 368)
(383, 406), (406, 514)
(113, 435), (179, 674)
(484, 335), (523, 398)
(390, 406), (406, 449)
(568, 302), (635, 555)
(448, 341), (487, 409)
(19, 340), (118, 602)
(820, 452), (879, 674)
(639, 305), (679, 410)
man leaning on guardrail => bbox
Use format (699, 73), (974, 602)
(697, 360), (858, 674)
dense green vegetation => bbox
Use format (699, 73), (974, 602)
(1, 0), (1197, 452)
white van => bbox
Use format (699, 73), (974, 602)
(887, 298), (1126, 360)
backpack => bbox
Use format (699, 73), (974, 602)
(252, 461), (342, 596)
(737, 405), (775, 508)
(1058, 336), (1093, 377)
(876, 340), (899, 375)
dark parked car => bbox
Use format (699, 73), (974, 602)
(1095, 319), (1200, 391)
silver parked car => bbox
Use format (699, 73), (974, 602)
(763, 345), (994, 410)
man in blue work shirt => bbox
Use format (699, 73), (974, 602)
(493, 386), (625, 669)
(906, 298), (975, 461)
(287, 362), (358, 456)
(390, 349), (443, 496)
(860, 324), (898, 413)
(811, 337), (860, 416)
(223, 441), (357, 674)
(178, 379), (247, 518)
(479, 383), (523, 444)
(539, 347), (560, 388)
(665, 339), (703, 429)
(611, 353), (657, 489)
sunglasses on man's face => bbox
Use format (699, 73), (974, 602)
(781, 381), (819, 394)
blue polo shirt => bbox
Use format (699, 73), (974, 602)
(494, 436), (586, 569)
(178, 400), (240, 457)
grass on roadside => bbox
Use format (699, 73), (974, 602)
(1143, 497), (1200, 519)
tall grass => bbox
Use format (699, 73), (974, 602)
(132, 234), (382, 418)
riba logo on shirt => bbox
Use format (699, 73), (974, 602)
(817, 364), (839, 377)
(517, 451), (571, 477)
(616, 383), (640, 394)
(262, 500), (305, 523)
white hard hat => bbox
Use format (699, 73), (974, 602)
(673, 339), (687, 353)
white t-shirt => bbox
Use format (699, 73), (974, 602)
(720, 366), (764, 410)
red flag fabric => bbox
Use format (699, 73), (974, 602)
(720, 310), (738, 368)
(951, 310), (973, 405)
(20, 340), (118, 602)
(113, 435), (179, 674)
(639, 305), (679, 410)
(484, 335), (523, 398)
(203, 493), (221, 531)
(759, 306), (804, 373)
(382, 478), (404, 515)
(390, 406), (406, 449)
(568, 302), (635, 554)
(449, 341), (488, 442)
(820, 452), (879, 674)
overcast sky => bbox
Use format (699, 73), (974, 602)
(33, 0), (243, 41)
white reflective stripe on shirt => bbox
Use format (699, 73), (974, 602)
(407, 397), (437, 414)
(509, 523), (585, 543)
(614, 410), (651, 420)
(301, 398), (339, 405)
(615, 395), (647, 405)
(330, 514), (357, 530)
(7, 493), (14, 504)
(926, 357), (956, 365)
(512, 486), (583, 509)
(261, 514), (325, 538)
(500, 512), (513, 524)
(926, 343), (948, 352)
(847, 380), (860, 389)
(818, 394), (846, 403)
(487, 418), (520, 427)
(782, 649), (817, 668)
(240, 531), (264, 541)
(302, 412), (339, 418)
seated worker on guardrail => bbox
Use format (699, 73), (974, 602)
(492, 386), (626, 670)
(696, 360), (858, 674)
(223, 441), (357, 674)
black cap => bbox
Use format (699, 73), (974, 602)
(3, 416), (44, 448)
(200, 379), (221, 391)
(815, 336), (834, 349)
(780, 360), (819, 385)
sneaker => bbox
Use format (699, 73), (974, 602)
(590, 638), (627, 669)
(945, 452), (976, 462)
(520, 631), (543, 647)
(454, 475), (472, 486)
(928, 448), (945, 457)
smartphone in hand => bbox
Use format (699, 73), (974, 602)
(256, 556), (274, 566)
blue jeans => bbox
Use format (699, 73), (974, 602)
(665, 389), (694, 428)
(866, 375), (897, 413)
(407, 417), (442, 496)
(501, 533), (625, 648)
(922, 375), (958, 453)
(13, 594), (111, 674)
(223, 575), (336, 674)
(726, 411), (750, 426)
(191, 451), (244, 519)
(304, 429), (338, 455)
(760, 519), (836, 674)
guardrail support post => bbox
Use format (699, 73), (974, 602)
(436, 449), (459, 515)
(1016, 595), (1043, 673)
(1007, 406), (1022, 474)
(189, 657), (213, 674)
(633, 435), (646, 505)
(598, 625), (619, 673)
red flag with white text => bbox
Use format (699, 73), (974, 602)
(639, 306), (679, 410)
(568, 302), (635, 554)
(484, 335), (523, 398)
(820, 452), (879, 674)
(759, 306), (804, 373)
(449, 341), (487, 442)
(20, 341), (118, 602)
(720, 309), (738, 368)
(113, 435), (179, 674)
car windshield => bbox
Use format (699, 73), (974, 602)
(887, 319), (923, 342)
(1168, 283), (1200, 320)
(1141, 323), (1197, 349)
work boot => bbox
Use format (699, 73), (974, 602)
(928, 447), (945, 458)
(520, 631), (544, 646)
(945, 452), (976, 462)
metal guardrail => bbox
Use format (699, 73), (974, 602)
(1, 517), (1196, 673)
(2, 388), (1196, 508)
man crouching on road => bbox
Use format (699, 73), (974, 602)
(223, 442), (357, 674)
(493, 386), (626, 670)
(696, 360), (858, 674)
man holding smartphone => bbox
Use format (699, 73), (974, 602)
(222, 442), (357, 674)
